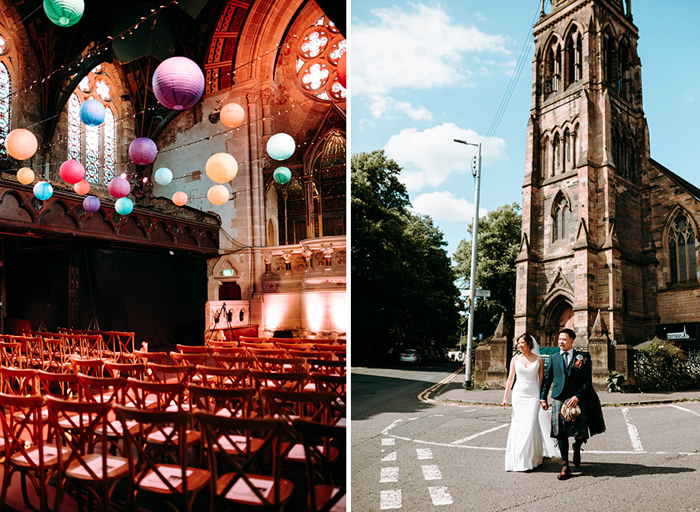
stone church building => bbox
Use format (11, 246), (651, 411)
(514, 0), (700, 353)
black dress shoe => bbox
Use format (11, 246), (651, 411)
(557, 464), (571, 480)
(573, 445), (581, 467)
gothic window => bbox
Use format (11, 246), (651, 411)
(552, 194), (570, 243)
(541, 135), (550, 179)
(565, 30), (582, 87)
(295, 16), (346, 103)
(546, 44), (562, 96)
(571, 127), (577, 169)
(669, 213), (697, 284)
(0, 33), (11, 158)
(67, 65), (117, 185)
(618, 40), (631, 98)
(603, 29), (618, 89)
(553, 132), (561, 175)
(563, 129), (570, 173)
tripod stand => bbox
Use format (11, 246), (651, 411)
(207, 303), (233, 343)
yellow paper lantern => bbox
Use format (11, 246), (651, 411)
(205, 153), (238, 184)
(207, 184), (229, 205)
(74, 180), (90, 195)
(17, 167), (35, 185)
(220, 102), (245, 128)
(6, 129), (38, 160)
(172, 191), (188, 206)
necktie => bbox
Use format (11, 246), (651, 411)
(563, 352), (569, 367)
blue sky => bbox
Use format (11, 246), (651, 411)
(350, 0), (700, 256)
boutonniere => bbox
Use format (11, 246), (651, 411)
(573, 354), (585, 371)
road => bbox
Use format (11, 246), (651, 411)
(351, 364), (700, 512)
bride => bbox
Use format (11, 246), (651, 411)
(502, 333), (559, 471)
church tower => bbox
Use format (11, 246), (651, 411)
(515, 0), (655, 347)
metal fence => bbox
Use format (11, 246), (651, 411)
(634, 348), (700, 378)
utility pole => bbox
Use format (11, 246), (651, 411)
(454, 138), (482, 390)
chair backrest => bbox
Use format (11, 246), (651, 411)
(170, 351), (208, 367)
(277, 342), (314, 352)
(311, 374), (346, 395)
(239, 342), (276, 350)
(308, 359), (347, 376)
(213, 354), (256, 370)
(237, 336), (268, 343)
(247, 348), (287, 358)
(304, 351), (336, 361)
(188, 384), (256, 418)
(261, 389), (336, 424)
(250, 371), (308, 393)
(126, 377), (187, 411)
(255, 356), (306, 373)
(0, 366), (38, 395)
(0, 341), (23, 368)
(77, 373), (127, 405)
(103, 360), (146, 380)
(195, 365), (252, 389)
(176, 344), (208, 354)
(133, 350), (168, 365)
(210, 347), (248, 357)
(37, 369), (79, 400)
(79, 334), (107, 359)
(147, 363), (196, 385)
(0, 393), (54, 473)
(207, 340), (238, 349)
(70, 356), (105, 377)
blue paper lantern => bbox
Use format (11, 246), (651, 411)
(154, 167), (173, 185)
(115, 197), (134, 215)
(266, 133), (295, 161)
(273, 166), (292, 185)
(33, 181), (53, 200)
(83, 196), (100, 213)
(43, 0), (84, 27)
(80, 99), (105, 126)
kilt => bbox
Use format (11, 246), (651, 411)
(550, 398), (589, 440)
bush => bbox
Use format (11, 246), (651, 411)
(635, 341), (692, 392)
(606, 371), (626, 393)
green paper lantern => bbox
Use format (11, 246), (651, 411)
(273, 166), (292, 185)
(43, 0), (85, 27)
(115, 197), (134, 215)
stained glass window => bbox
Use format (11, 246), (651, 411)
(104, 108), (116, 182)
(85, 124), (99, 183)
(68, 93), (81, 162)
(294, 16), (345, 103)
(0, 62), (9, 158)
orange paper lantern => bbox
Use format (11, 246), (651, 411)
(17, 167), (35, 185)
(220, 103), (245, 128)
(74, 180), (90, 195)
(6, 129), (38, 160)
(207, 184), (229, 205)
(172, 191), (188, 206)
(205, 153), (238, 183)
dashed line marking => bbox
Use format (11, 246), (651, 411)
(380, 490), (402, 510)
(451, 423), (509, 444)
(382, 420), (403, 435)
(669, 404), (700, 417)
(428, 486), (453, 506)
(622, 408), (644, 452)
(380, 467), (399, 483)
(416, 448), (433, 460)
(382, 438), (395, 446)
(381, 451), (397, 462)
(421, 465), (442, 480)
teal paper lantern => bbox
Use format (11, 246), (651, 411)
(273, 166), (292, 185)
(266, 133), (295, 161)
(43, 0), (84, 27)
(154, 167), (173, 185)
(33, 181), (53, 200)
(80, 99), (105, 126)
(115, 197), (134, 215)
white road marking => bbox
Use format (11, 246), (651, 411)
(622, 408), (644, 452)
(669, 404), (700, 417)
(451, 423), (510, 444)
(421, 465), (442, 480)
(382, 420), (403, 434)
(382, 438), (395, 446)
(416, 448), (433, 460)
(428, 486), (453, 506)
(380, 467), (399, 483)
(380, 490), (402, 510)
(382, 451), (397, 461)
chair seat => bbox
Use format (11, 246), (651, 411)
(216, 434), (265, 455)
(147, 427), (201, 445)
(314, 486), (345, 512)
(65, 453), (130, 480)
(217, 473), (294, 505)
(284, 443), (339, 463)
(11, 443), (70, 468)
(139, 464), (210, 494)
(96, 419), (139, 436)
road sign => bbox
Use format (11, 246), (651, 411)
(463, 289), (491, 298)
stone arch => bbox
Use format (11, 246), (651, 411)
(563, 22), (583, 87)
(663, 205), (699, 284)
(265, 185), (280, 246)
(539, 291), (575, 348)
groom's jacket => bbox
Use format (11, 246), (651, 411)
(540, 350), (591, 402)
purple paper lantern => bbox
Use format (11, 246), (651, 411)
(152, 57), (205, 110)
(129, 138), (158, 165)
(83, 196), (100, 213)
(108, 177), (131, 198)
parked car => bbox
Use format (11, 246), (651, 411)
(399, 348), (421, 364)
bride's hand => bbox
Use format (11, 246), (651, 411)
(502, 399), (508, 409)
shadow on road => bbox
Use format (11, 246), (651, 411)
(579, 461), (696, 478)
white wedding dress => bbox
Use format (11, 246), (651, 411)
(505, 359), (560, 471)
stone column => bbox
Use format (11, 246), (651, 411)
(486, 313), (511, 389)
(587, 310), (614, 390)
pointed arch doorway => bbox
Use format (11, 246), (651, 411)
(541, 296), (573, 347)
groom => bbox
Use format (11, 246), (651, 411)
(540, 328), (592, 480)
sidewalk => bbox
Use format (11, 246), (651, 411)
(435, 380), (700, 406)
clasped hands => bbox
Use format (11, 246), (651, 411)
(540, 395), (579, 411)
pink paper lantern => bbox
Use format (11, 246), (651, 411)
(108, 177), (130, 198)
(83, 196), (100, 213)
(172, 191), (188, 207)
(152, 57), (205, 110)
(337, 52), (346, 88)
(129, 138), (158, 165)
(59, 160), (86, 185)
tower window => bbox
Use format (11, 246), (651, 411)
(668, 213), (697, 284)
(552, 195), (570, 243)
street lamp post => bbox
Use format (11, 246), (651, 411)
(454, 138), (482, 390)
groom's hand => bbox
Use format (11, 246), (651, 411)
(567, 396), (579, 407)
(540, 400), (548, 410)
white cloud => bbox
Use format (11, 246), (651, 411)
(352, 3), (508, 96)
(384, 122), (507, 192)
(682, 88), (698, 103)
(368, 94), (433, 121)
(412, 191), (487, 222)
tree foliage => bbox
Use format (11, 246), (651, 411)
(351, 151), (461, 365)
(453, 203), (522, 340)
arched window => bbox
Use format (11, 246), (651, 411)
(67, 65), (117, 185)
(552, 194), (570, 242)
(547, 44), (562, 94)
(570, 127), (577, 169)
(565, 30), (582, 87)
(603, 29), (618, 89)
(563, 129), (570, 173)
(540, 135), (550, 179)
(553, 132), (561, 175)
(669, 212), (697, 284)
(0, 34), (11, 159)
(295, 16), (346, 103)
(618, 40), (631, 98)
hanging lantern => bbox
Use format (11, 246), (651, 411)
(83, 196), (100, 213)
(43, 0), (84, 27)
(205, 153), (238, 184)
(6, 129), (38, 160)
(207, 185), (229, 206)
(129, 138), (158, 165)
(152, 57), (205, 110)
(266, 133), (295, 161)
(17, 167), (35, 185)
(108, 176), (130, 198)
(74, 180), (90, 195)
(79, 99), (105, 126)
(154, 167), (173, 185)
(33, 181), (53, 200)
(172, 191), (188, 207)
(273, 166), (292, 185)
(59, 160), (86, 185)
(220, 103), (245, 128)
(337, 52), (346, 88)
(115, 197), (134, 215)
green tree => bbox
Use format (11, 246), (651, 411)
(352, 151), (461, 365)
(453, 202), (522, 340)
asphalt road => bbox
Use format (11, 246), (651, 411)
(351, 364), (700, 512)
